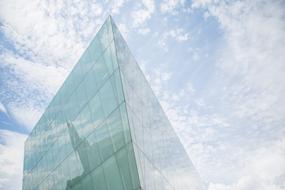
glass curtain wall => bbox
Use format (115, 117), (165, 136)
(23, 16), (204, 190)
(23, 17), (140, 190)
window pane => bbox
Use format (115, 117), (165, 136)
(83, 66), (99, 101)
(96, 123), (114, 160)
(87, 131), (102, 171)
(103, 156), (124, 190)
(103, 41), (118, 75)
(93, 56), (109, 86)
(110, 70), (124, 105)
(116, 146), (133, 190)
(107, 106), (125, 151)
(89, 94), (105, 127)
(100, 79), (118, 117)
(91, 166), (108, 190)
(81, 174), (93, 190)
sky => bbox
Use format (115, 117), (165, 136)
(0, 0), (285, 189)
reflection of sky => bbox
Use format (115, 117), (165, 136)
(1, 0), (285, 190)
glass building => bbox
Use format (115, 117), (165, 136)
(23, 16), (205, 190)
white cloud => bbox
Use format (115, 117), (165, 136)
(0, 51), (68, 128)
(0, 0), (284, 190)
(110, 0), (126, 14)
(209, 138), (285, 190)
(132, 9), (151, 26)
(117, 23), (130, 38)
(144, 68), (173, 95)
(188, 0), (285, 188)
(159, 28), (191, 51)
(0, 0), (106, 129)
(0, 130), (27, 190)
(167, 28), (191, 41)
(131, 0), (155, 27)
(8, 104), (43, 130)
(191, 0), (211, 9)
(0, 0), (87, 66)
(1, 52), (68, 94)
(143, 2), (285, 188)
(196, 0), (285, 124)
(138, 27), (151, 34)
(160, 0), (184, 13)
(0, 102), (7, 114)
(143, 0), (155, 12)
(143, 65), (237, 186)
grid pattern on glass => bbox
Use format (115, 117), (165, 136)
(23, 17), (140, 190)
(111, 18), (206, 190)
(23, 15), (204, 190)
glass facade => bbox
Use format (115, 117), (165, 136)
(23, 16), (204, 190)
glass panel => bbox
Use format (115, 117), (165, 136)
(91, 166), (108, 190)
(116, 144), (140, 190)
(66, 62), (83, 95)
(127, 144), (141, 190)
(82, 65), (99, 101)
(81, 174), (93, 190)
(103, 40), (118, 75)
(119, 104), (131, 143)
(89, 93), (104, 121)
(96, 123), (114, 160)
(99, 79), (118, 117)
(97, 16), (113, 51)
(71, 182), (82, 190)
(88, 36), (103, 64)
(107, 105), (125, 151)
(86, 131), (102, 170)
(110, 69), (124, 105)
(103, 156), (124, 190)
(93, 55), (109, 87)
(80, 47), (94, 77)
(74, 104), (93, 139)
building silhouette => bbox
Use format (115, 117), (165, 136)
(23, 16), (205, 190)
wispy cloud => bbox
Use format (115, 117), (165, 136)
(0, 102), (7, 114)
(141, 1), (285, 189)
(159, 28), (191, 51)
(0, 0), (108, 129)
(194, 0), (285, 124)
(208, 138), (285, 190)
(131, 0), (155, 27)
(110, 0), (127, 14)
(0, 0), (284, 189)
(0, 130), (27, 190)
(160, 0), (184, 13)
(189, 0), (285, 188)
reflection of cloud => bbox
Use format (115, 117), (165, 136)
(65, 122), (90, 189)
(0, 130), (27, 190)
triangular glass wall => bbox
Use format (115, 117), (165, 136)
(23, 16), (204, 190)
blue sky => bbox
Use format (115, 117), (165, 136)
(0, 0), (285, 189)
